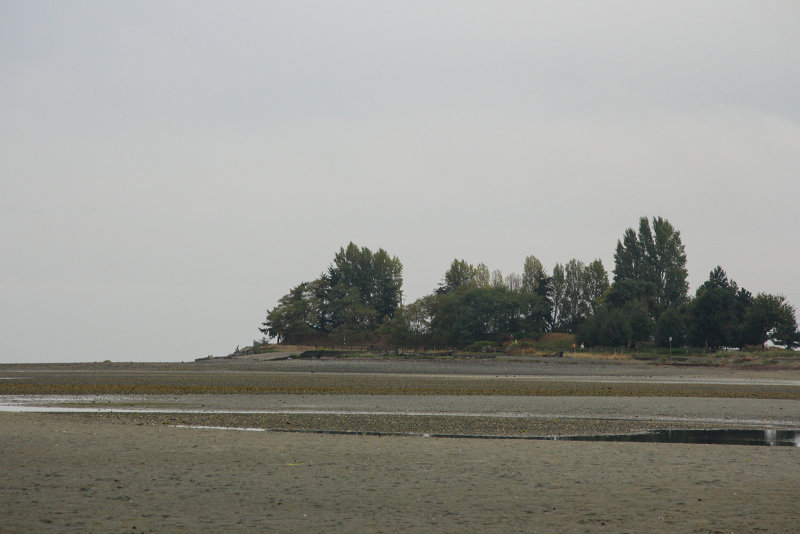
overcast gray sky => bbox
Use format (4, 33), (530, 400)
(2, 1), (799, 362)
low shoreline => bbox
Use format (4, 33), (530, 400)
(2, 358), (799, 532)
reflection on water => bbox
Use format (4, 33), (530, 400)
(561, 429), (800, 447)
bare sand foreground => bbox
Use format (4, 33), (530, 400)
(1, 413), (798, 533)
(1, 358), (799, 533)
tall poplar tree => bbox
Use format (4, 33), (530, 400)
(613, 216), (688, 317)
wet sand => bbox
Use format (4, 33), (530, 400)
(1, 358), (799, 532)
(2, 358), (799, 399)
(2, 412), (799, 533)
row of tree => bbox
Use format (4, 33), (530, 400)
(260, 217), (799, 349)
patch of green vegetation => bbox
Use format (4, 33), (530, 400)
(535, 333), (577, 351)
(465, 341), (497, 353)
(296, 350), (377, 359)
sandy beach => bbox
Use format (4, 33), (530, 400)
(1, 357), (799, 533)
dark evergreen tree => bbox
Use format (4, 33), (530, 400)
(260, 243), (403, 344)
(613, 216), (688, 317)
(688, 267), (741, 348)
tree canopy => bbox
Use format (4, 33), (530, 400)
(260, 243), (402, 344)
(687, 267), (798, 349)
(259, 219), (798, 351)
(613, 216), (688, 316)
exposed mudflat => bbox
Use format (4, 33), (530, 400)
(2, 357), (799, 398)
(1, 357), (799, 532)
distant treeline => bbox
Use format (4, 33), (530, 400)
(260, 217), (799, 350)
